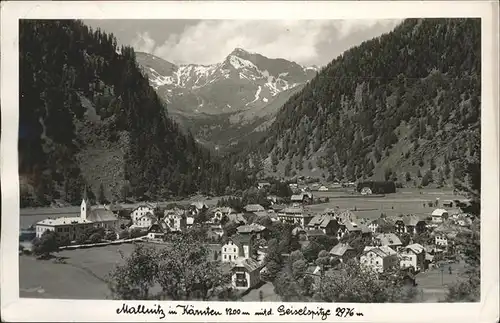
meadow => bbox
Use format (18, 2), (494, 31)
(19, 242), (222, 300)
(307, 188), (460, 220)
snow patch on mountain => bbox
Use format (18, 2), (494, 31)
(229, 55), (256, 70)
(147, 67), (175, 89)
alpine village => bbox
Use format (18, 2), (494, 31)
(18, 18), (480, 303)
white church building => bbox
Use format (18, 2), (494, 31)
(36, 193), (119, 241)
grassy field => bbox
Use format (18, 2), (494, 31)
(19, 242), (223, 300)
(307, 189), (460, 220)
(20, 243), (138, 299)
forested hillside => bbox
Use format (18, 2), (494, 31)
(19, 20), (252, 207)
(245, 18), (480, 187)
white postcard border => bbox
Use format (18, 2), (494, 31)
(1, 1), (499, 322)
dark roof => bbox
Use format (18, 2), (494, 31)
(402, 214), (425, 226)
(88, 208), (118, 222)
(190, 202), (207, 210)
(308, 214), (324, 226)
(376, 233), (402, 246)
(108, 204), (123, 212)
(237, 223), (266, 234)
(281, 207), (304, 214)
(148, 223), (164, 233)
(344, 221), (361, 232)
(307, 229), (325, 237)
(270, 204), (286, 211)
(232, 258), (261, 272)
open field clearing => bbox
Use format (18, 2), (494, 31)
(19, 242), (221, 300)
(307, 189), (459, 220)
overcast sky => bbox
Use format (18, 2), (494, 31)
(84, 19), (401, 67)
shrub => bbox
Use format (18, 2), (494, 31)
(89, 232), (103, 244)
(105, 231), (117, 241)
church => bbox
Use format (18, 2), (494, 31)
(80, 196), (119, 230)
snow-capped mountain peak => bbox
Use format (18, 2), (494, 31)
(135, 50), (319, 115)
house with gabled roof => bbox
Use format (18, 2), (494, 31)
(163, 209), (186, 232)
(360, 245), (398, 273)
(130, 203), (156, 224)
(146, 222), (165, 240)
(393, 215), (427, 235)
(244, 204), (265, 213)
(134, 212), (157, 229)
(231, 257), (262, 290)
(307, 214), (339, 236)
(329, 243), (356, 262)
(237, 223), (267, 239)
(290, 192), (313, 205)
(399, 243), (426, 272)
(374, 233), (402, 250)
(277, 207), (313, 227)
(431, 208), (448, 223)
(189, 202), (208, 216)
(432, 223), (462, 248)
(221, 234), (263, 290)
(367, 217), (396, 233)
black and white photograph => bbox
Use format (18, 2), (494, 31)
(1, 1), (498, 322)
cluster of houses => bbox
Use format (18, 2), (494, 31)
(29, 189), (475, 292)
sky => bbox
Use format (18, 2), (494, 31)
(84, 19), (401, 67)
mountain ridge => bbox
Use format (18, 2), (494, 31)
(19, 20), (254, 207)
(236, 18), (481, 188)
(135, 49), (319, 151)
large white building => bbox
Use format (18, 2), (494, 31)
(36, 195), (118, 242)
(360, 246), (398, 273)
(36, 217), (93, 240)
(277, 207), (313, 227)
(131, 204), (156, 224)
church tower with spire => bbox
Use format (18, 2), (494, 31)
(81, 187), (89, 221)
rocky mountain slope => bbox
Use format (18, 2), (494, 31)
(135, 49), (318, 150)
(19, 20), (253, 207)
(239, 18), (481, 188)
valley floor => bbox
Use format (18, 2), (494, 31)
(19, 188), (467, 302)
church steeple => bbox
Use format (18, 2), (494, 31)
(81, 186), (89, 221)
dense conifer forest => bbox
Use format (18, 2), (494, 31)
(19, 20), (252, 207)
(241, 18), (480, 188)
(18, 18), (481, 206)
